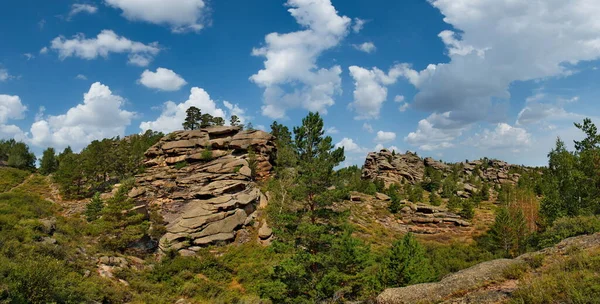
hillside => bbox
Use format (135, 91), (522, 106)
(0, 113), (599, 303)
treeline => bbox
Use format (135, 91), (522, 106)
(0, 139), (36, 170)
(46, 130), (163, 199)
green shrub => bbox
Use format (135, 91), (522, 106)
(459, 200), (475, 219)
(0, 168), (30, 193)
(447, 195), (462, 212)
(201, 146), (213, 161)
(503, 262), (528, 280)
(537, 216), (600, 248)
(429, 192), (442, 206)
(174, 161), (188, 169)
(85, 192), (104, 221)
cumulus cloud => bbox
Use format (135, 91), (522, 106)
(29, 82), (135, 151)
(468, 123), (532, 151)
(335, 137), (367, 154)
(374, 144), (400, 153)
(39, 47), (49, 54)
(517, 93), (584, 126)
(0, 95), (27, 124)
(223, 100), (248, 124)
(140, 87), (246, 133)
(353, 42), (376, 53)
(69, 4), (98, 19)
(49, 30), (160, 67)
(362, 123), (373, 133)
(405, 114), (463, 151)
(75, 74), (87, 80)
(374, 130), (396, 143)
(348, 65), (403, 120)
(393, 0), (600, 147)
(352, 18), (367, 33)
(105, 0), (208, 33)
(139, 68), (187, 91)
(250, 0), (351, 119)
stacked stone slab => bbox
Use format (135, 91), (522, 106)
(362, 149), (527, 196)
(131, 126), (276, 253)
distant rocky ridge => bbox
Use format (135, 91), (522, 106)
(130, 126), (275, 254)
(362, 149), (529, 197)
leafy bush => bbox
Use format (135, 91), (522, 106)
(537, 216), (600, 248)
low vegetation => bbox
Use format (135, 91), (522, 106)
(0, 114), (599, 303)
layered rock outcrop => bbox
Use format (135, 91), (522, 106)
(363, 149), (527, 195)
(131, 126), (275, 253)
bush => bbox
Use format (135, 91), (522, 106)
(447, 195), (462, 212)
(459, 200), (475, 219)
(0, 168), (30, 192)
(430, 192), (442, 206)
(537, 216), (600, 248)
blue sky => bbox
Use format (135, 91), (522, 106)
(1, 0), (599, 167)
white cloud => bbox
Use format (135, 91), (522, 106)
(362, 122), (373, 133)
(353, 42), (376, 53)
(105, 0), (208, 33)
(69, 4), (98, 18)
(75, 74), (87, 80)
(0, 69), (10, 82)
(517, 93), (584, 126)
(23, 53), (35, 60)
(374, 144), (401, 153)
(29, 82), (135, 151)
(139, 68), (187, 91)
(0, 95), (27, 124)
(405, 114), (463, 151)
(348, 65), (403, 120)
(140, 87), (232, 133)
(49, 30), (160, 67)
(395, 95), (410, 112)
(374, 130), (396, 143)
(223, 100), (248, 124)
(352, 18), (367, 33)
(335, 137), (367, 154)
(393, 0), (600, 148)
(326, 126), (339, 134)
(468, 123), (532, 151)
(40, 47), (49, 54)
(250, 0), (351, 119)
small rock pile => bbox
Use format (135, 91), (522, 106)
(401, 203), (470, 235)
(131, 126), (276, 254)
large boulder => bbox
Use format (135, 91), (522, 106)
(134, 126), (276, 253)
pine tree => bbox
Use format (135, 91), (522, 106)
(380, 233), (435, 287)
(85, 192), (104, 221)
(182, 106), (202, 130)
(39, 147), (58, 175)
(230, 115), (241, 127)
(200, 113), (214, 128)
(212, 116), (225, 126)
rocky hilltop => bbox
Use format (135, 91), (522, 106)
(130, 126), (275, 254)
(363, 149), (527, 197)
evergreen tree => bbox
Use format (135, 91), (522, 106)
(54, 147), (84, 198)
(39, 147), (58, 175)
(6, 142), (36, 170)
(85, 192), (104, 221)
(182, 106), (202, 130)
(200, 113), (214, 128)
(230, 115), (241, 127)
(212, 116), (225, 126)
(380, 234), (435, 287)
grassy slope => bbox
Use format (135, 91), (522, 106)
(0, 168), (30, 192)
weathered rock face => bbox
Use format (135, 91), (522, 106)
(132, 126), (276, 253)
(363, 149), (528, 196)
(362, 150), (424, 186)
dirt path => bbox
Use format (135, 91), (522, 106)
(7, 173), (34, 193)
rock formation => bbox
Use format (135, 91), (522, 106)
(363, 149), (529, 197)
(131, 126), (276, 253)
